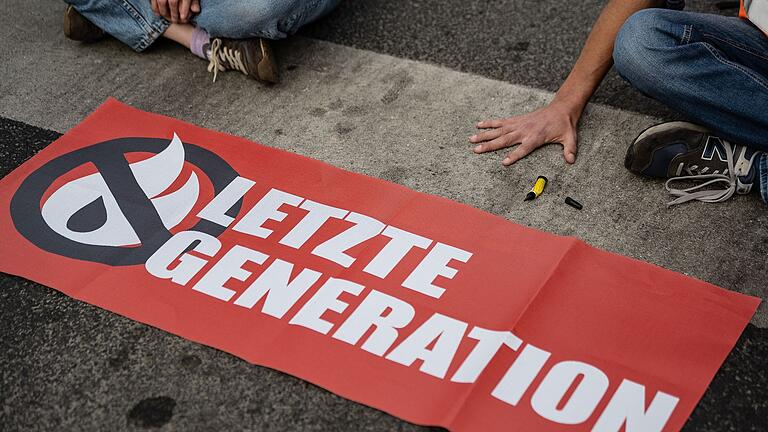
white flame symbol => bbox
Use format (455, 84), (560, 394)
(41, 133), (200, 246)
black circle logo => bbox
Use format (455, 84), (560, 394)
(10, 136), (241, 266)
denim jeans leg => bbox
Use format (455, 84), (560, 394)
(193, 0), (340, 40)
(759, 153), (768, 205)
(66, 0), (169, 52)
(613, 9), (768, 152)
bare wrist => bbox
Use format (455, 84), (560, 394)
(549, 96), (584, 126)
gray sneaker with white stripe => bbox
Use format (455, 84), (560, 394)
(624, 121), (761, 206)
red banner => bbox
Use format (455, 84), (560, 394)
(0, 99), (759, 431)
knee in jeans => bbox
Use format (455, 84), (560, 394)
(201, 0), (337, 39)
(231, 0), (302, 38)
(613, 9), (674, 84)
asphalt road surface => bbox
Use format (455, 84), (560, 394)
(1, 0), (766, 431)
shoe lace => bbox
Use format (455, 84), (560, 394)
(674, 164), (728, 177)
(206, 39), (249, 82)
(664, 142), (737, 206)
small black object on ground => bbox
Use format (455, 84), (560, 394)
(565, 196), (583, 210)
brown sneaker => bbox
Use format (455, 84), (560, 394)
(205, 38), (279, 84)
(64, 5), (105, 43)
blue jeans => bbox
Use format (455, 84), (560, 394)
(66, 0), (340, 52)
(613, 9), (768, 204)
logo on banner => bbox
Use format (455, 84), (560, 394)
(10, 134), (240, 265)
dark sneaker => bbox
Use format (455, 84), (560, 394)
(205, 38), (279, 84)
(624, 121), (760, 205)
(64, 5), (105, 43)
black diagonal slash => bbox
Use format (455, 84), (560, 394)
(91, 150), (174, 263)
(10, 137), (242, 266)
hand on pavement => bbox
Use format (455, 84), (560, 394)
(470, 102), (580, 166)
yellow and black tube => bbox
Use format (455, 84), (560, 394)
(524, 176), (548, 201)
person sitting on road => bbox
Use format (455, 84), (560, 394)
(63, 0), (340, 84)
(470, 0), (768, 206)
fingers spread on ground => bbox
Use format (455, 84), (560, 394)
(476, 119), (504, 129)
(502, 143), (533, 166)
(561, 134), (578, 164)
(469, 127), (504, 144)
(475, 132), (520, 154)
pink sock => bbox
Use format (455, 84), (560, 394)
(190, 27), (210, 59)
